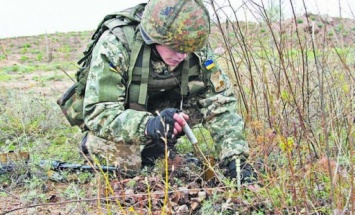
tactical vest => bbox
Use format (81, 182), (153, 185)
(57, 3), (206, 130)
(127, 38), (203, 111)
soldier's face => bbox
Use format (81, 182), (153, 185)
(156, 45), (187, 67)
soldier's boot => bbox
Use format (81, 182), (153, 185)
(140, 140), (169, 168)
(79, 132), (89, 156)
(141, 140), (201, 170)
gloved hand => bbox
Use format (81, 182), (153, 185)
(227, 156), (258, 184)
(145, 108), (189, 141)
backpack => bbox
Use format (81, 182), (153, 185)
(57, 3), (146, 130)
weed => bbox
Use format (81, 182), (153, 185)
(8, 64), (19, 72)
(0, 88), (81, 158)
(58, 45), (71, 53)
(33, 73), (65, 82)
(22, 43), (31, 49)
(21, 44), (31, 54)
(0, 71), (12, 81)
(335, 23), (344, 33)
(29, 49), (40, 54)
(296, 19), (304, 24)
(21, 175), (48, 202)
(20, 55), (29, 61)
(260, 28), (267, 33)
(62, 182), (86, 199)
(200, 191), (225, 213)
(176, 125), (215, 156)
(36, 53), (43, 61)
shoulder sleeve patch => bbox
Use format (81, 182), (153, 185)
(210, 69), (226, 93)
(109, 63), (121, 73)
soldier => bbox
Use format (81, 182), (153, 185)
(77, 0), (256, 184)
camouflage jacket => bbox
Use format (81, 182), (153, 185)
(83, 29), (249, 160)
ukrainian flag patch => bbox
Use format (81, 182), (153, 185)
(109, 63), (120, 73)
(204, 59), (215, 70)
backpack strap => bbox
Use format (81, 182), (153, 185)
(126, 32), (146, 105)
(180, 58), (190, 96)
(138, 44), (151, 105)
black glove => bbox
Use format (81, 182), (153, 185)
(228, 157), (257, 184)
(145, 108), (178, 141)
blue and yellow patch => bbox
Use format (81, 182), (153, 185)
(204, 59), (215, 70)
(109, 63), (119, 73)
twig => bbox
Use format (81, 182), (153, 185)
(1, 198), (98, 215)
(145, 177), (152, 215)
(58, 66), (76, 83)
(163, 137), (169, 215)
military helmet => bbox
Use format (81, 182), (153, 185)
(140, 0), (210, 53)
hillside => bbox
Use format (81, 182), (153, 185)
(1, 14), (354, 69)
(0, 14), (354, 214)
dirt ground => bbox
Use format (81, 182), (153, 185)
(0, 70), (74, 98)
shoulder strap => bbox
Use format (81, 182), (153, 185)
(181, 58), (190, 96)
(126, 32), (148, 105)
(138, 44), (151, 105)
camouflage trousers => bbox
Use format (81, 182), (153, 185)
(85, 132), (141, 173)
(84, 131), (174, 172)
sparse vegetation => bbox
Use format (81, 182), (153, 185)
(0, 1), (354, 214)
(296, 18), (304, 24)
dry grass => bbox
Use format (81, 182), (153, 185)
(0, 1), (354, 214)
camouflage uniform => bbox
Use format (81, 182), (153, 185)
(83, 0), (249, 171)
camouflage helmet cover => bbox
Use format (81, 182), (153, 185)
(140, 0), (211, 53)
